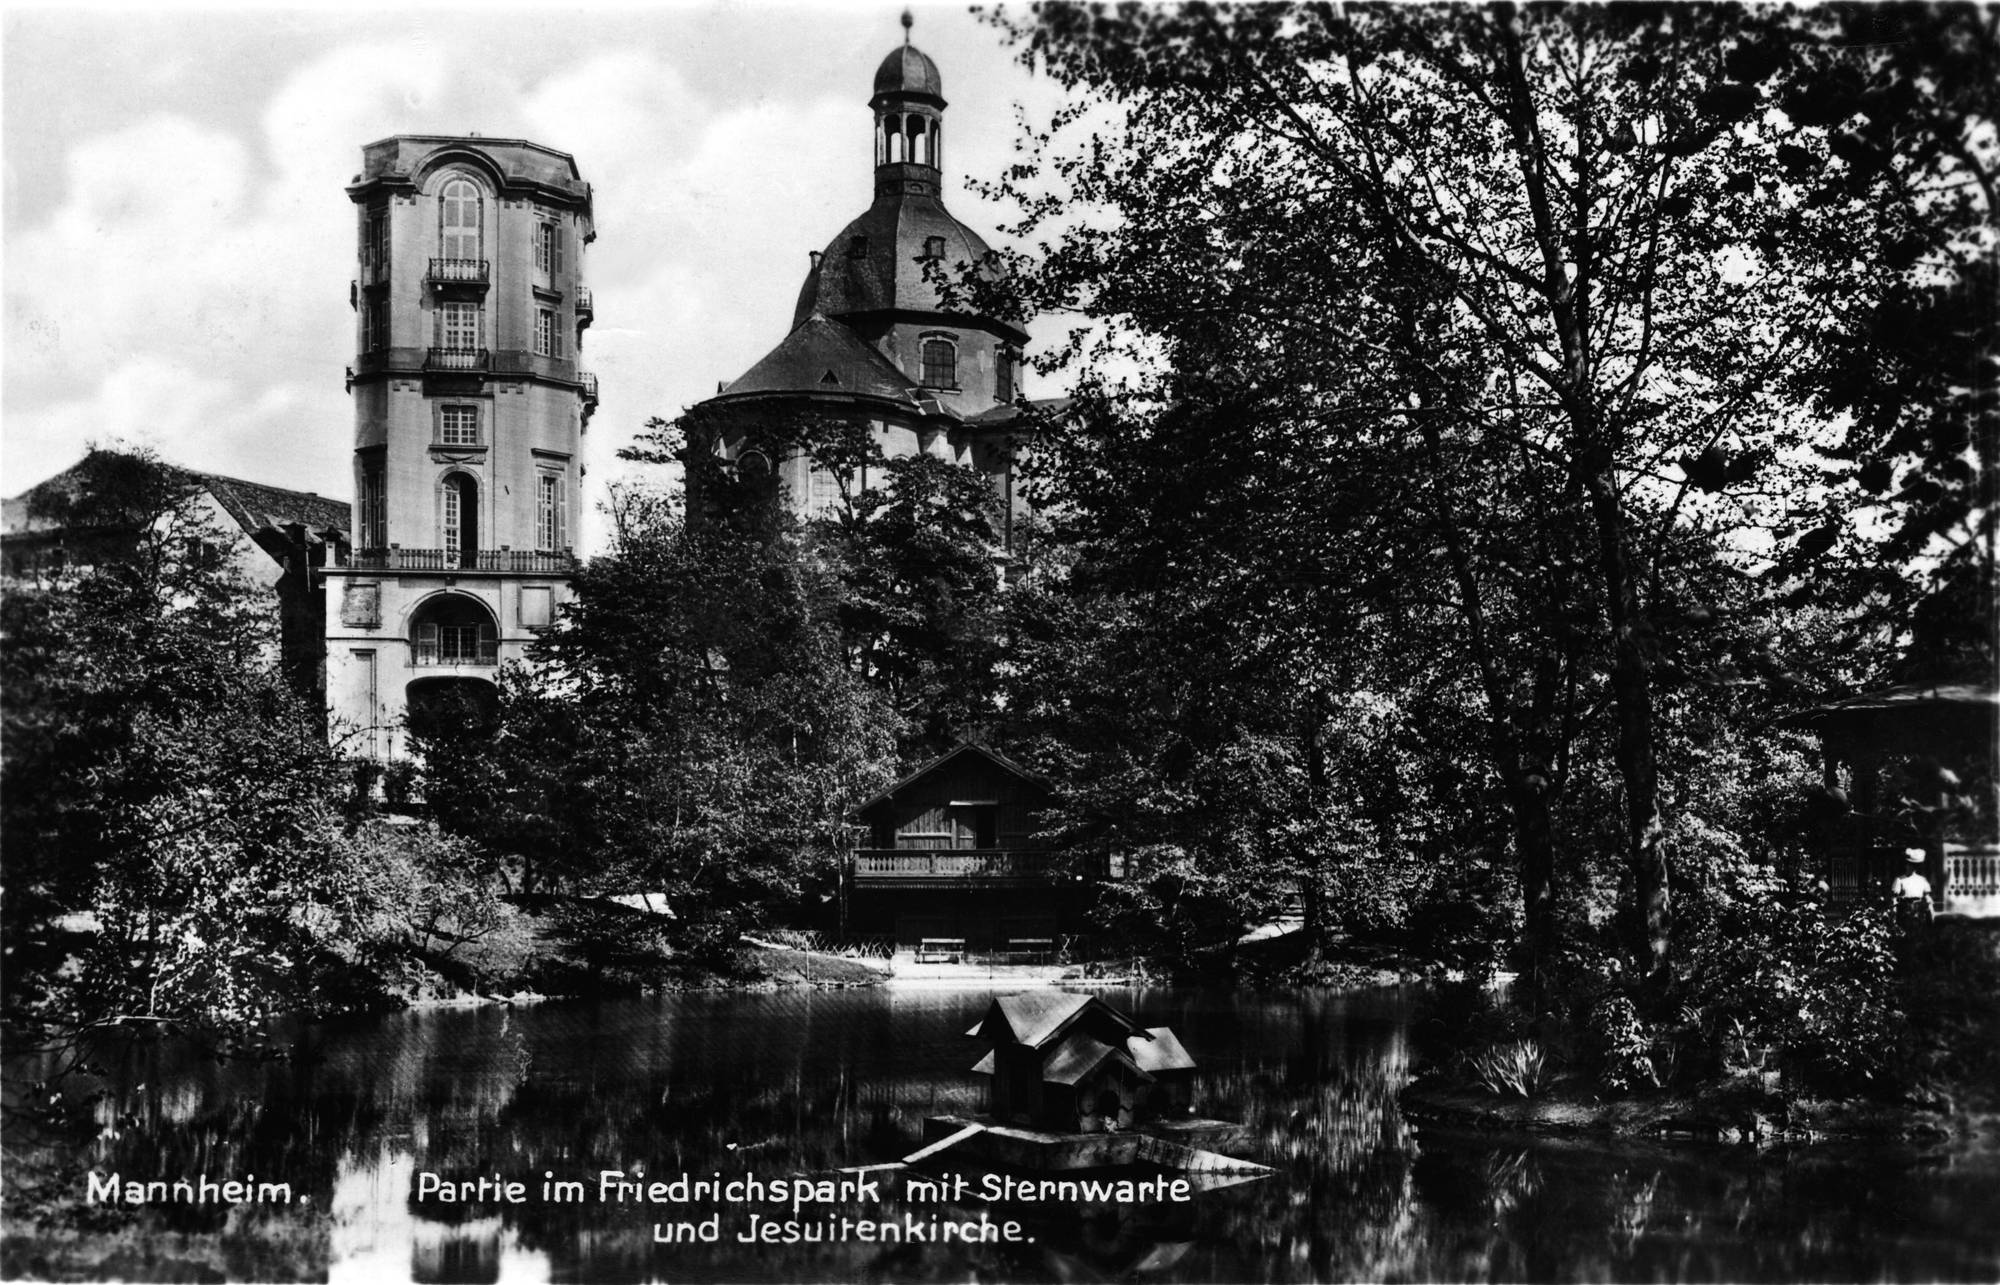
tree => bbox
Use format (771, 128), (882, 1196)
(986, 1), (1982, 981)
(1, 451), (384, 1052)
(416, 457), (899, 953)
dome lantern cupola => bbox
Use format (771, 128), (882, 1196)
(871, 11), (946, 199)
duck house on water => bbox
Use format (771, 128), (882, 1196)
(912, 993), (1270, 1178)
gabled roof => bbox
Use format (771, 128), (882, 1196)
(1131, 1026), (1196, 1073)
(2, 453), (350, 545)
(715, 313), (926, 406)
(197, 472), (350, 541)
(970, 991), (1146, 1052)
(1042, 1030), (1151, 1087)
(854, 741), (1048, 818)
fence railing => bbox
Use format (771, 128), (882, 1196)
(853, 849), (1105, 881)
(425, 346), (488, 371)
(352, 548), (575, 574)
(427, 257), (490, 284)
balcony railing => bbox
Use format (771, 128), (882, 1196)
(854, 849), (1100, 883)
(425, 346), (489, 372)
(1827, 841), (2000, 919)
(428, 257), (490, 284)
(353, 547), (576, 574)
(414, 636), (499, 667)
(579, 371), (599, 403)
(575, 285), (594, 323)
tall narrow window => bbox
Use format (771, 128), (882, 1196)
(439, 301), (479, 352)
(360, 462), (386, 549)
(535, 220), (564, 276)
(439, 405), (479, 446)
(995, 349), (1014, 402)
(361, 210), (389, 279)
(361, 296), (388, 353)
(535, 308), (561, 358)
(921, 337), (957, 389)
(439, 177), (481, 262)
(442, 474), (478, 567)
(536, 473), (565, 551)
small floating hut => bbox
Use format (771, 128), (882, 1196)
(893, 992), (1268, 1178)
(966, 992), (1198, 1131)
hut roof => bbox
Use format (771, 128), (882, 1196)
(971, 991), (1145, 1050)
(855, 742), (1048, 820)
(1131, 1026), (1196, 1073)
(1042, 1031), (1151, 1087)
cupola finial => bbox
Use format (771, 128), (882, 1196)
(901, 7), (913, 43)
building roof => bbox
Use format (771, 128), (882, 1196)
(854, 742), (1049, 819)
(715, 313), (922, 405)
(1130, 1026), (1196, 1074)
(970, 991), (1148, 1052)
(197, 472), (350, 540)
(873, 43), (944, 104)
(1780, 683), (2000, 730)
(790, 192), (1024, 342)
(1041, 1030), (1150, 1087)
(2, 453), (349, 545)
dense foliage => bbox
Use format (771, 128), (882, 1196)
(0, 453), (446, 1058)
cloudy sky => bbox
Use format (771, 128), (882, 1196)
(3, 1), (1064, 549)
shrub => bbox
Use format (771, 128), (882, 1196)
(1468, 1039), (1553, 1099)
(1590, 994), (1660, 1092)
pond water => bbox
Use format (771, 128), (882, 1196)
(5, 984), (1999, 1283)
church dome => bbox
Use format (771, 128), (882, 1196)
(790, 195), (1020, 340)
(873, 44), (943, 104)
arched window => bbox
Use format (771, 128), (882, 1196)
(410, 595), (498, 668)
(439, 176), (482, 262)
(908, 116), (927, 166)
(441, 473), (478, 567)
(920, 337), (957, 389)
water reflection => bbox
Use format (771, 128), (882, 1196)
(5, 986), (1997, 1283)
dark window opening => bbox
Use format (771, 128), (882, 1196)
(411, 595), (498, 667)
(921, 338), (957, 389)
(406, 676), (500, 738)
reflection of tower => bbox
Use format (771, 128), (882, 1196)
(325, 136), (595, 757)
(695, 17), (1036, 541)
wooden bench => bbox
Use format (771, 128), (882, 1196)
(1005, 937), (1055, 961)
(915, 937), (966, 963)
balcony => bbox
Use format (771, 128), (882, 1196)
(353, 547), (577, 574)
(414, 630), (499, 667)
(579, 371), (599, 404)
(575, 285), (594, 330)
(427, 257), (490, 286)
(425, 346), (489, 372)
(853, 849), (1100, 887)
(1827, 840), (2000, 919)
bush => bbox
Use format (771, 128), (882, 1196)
(1671, 870), (1906, 1095)
(1590, 994), (1660, 1092)
(1468, 1039), (1554, 1098)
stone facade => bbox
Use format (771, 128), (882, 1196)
(323, 136), (595, 758)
